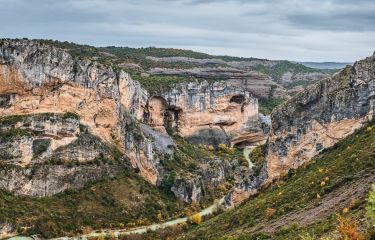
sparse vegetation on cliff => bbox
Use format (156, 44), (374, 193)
(0, 168), (190, 238)
(259, 97), (284, 115)
(182, 120), (375, 239)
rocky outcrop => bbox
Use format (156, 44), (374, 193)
(0, 39), (242, 203)
(223, 52), (375, 207)
(0, 39), (169, 195)
(266, 54), (374, 180)
(150, 67), (286, 99)
(145, 80), (267, 148)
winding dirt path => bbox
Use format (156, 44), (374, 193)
(51, 197), (226, 240)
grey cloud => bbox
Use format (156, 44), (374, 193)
(0, 0), (374, 62)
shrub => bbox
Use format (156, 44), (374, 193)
(189, 213), (202, 225)
(218, 143), (235, 154)
(336, 214), (364, 240)
(265, 208), (276, 219)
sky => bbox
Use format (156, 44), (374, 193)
(0, 0), (374, 62)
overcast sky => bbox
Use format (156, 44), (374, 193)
(0, 0), (374, 62)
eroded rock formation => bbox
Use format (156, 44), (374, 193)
(145, 80), (266, 148)
(0, 39), (169, 196)
(0, 39), (247, 203)
(224, 52), (375, 207)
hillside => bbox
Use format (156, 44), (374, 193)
(300, 62), (352, 70)
(0, 39), (248, 238)
(0, 39), (371, 240)
(177, 120), (375, 239)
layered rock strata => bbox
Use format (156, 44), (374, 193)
(146, 80), (266, 148)
(224, 53), (375, 206)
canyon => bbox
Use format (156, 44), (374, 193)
(0, 39), (373, 239)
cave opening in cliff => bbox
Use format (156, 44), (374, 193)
(230, 94), (245, 104)
(164, 105), (182, 134)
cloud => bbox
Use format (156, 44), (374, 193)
(0, 0), (373, 61)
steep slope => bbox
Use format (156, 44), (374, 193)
(180, 120), (375, 239)
(0, 39), (250, 238)
(0, 39), (242, 206)
(223, 52), (375, 206)
(266, 53), (374, 181)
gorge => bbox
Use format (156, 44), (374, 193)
(0, 39), (373, 239)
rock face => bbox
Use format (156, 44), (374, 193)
(266, 55), (374, 180)
(146, 80), (266, 148)
(223, 53), (375, 207)
(0, 39), (170, 196)
(0, 39), (244, 203)
(150, 67), (286, 99)
(147, 56), (331, 99)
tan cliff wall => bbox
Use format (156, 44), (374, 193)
(0, 39), (168, 195)
(146, 80), (266, 148)
(266, 54), (374, 180)
(0, 39), (242, 203)
(224, 52), (375, 207)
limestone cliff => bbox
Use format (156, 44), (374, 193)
(0, 39), (243, 203)
(0, 39), (170, 196)
(146, 80), (266, 148)
(224, 52), (375, 206)
(266, 53), (374, 180)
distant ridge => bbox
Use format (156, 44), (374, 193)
(299, 61), (352, 69)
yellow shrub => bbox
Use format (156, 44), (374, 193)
(265, 208), (276, 219)
(97, 234), (105, 240)
(218, 143), (227, 150)
(218, 143), (235, 154)
(189, 213), (202, 225)
(81, 226), (93, 234)
(336, 214), (364, 240)
(207, 145), (215, 151)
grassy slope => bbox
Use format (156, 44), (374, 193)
(181, 120), (375, 239)
(0, 165), (192, 238)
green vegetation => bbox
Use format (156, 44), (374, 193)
(103, 46), (213, 59)
(132, 74), (197, 94)
(252, 61), (321, 83)
(0, 112), (79, 126)
(183, 120), (375, 239)
(0, 128), (33, 141)
(0, 167), (190, 238)
(285, 80), (312, 89)
(259, 98), (284, 115)
(366, 184), (375, 226)
(249, 144), (267, 175)
(163, 135), (214, 173)
(32, 139), (50, 157)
